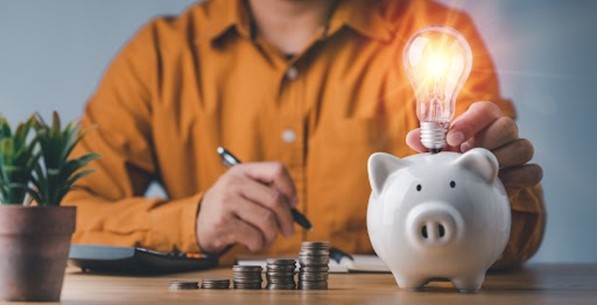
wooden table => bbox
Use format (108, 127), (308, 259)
(5, 264), (597, 304)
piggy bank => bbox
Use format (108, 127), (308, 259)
(366, 148), (511, 293)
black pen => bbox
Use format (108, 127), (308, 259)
(217, 146), (313, 231)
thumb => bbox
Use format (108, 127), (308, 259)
(405, 128), (427, 153)
(447, 101), (502, 147)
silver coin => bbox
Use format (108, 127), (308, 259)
(265, 270), (295, 276)
(299, 266), (329, 272)
(299, 252), (329, 258)
(266, 266), (296, 272)
(298, 254), (329, 260)
(266, 263), (296, 268)
(266, 258), (297, 265)
(201, 284), (230, 289)
(298, 252), (328, 256)
(233, 265), (263, 272)
(201, 278), (230, 289)
(298, 253), (329, 258)
(265, 274), (295, 280)
(300, 248), (329, 253)
(201, 284), (230, 288)
(233, 276), (262, 280)
(233, 279), (263, 284)
(233, 282), (262, 289)
(300, 241), (330, 247)
(299, 273), (328, 282)
(265, 277), (295, 282)
(266, 280), (296, 286)
(233, 279), (262, 283)
(299, 259), (329, 266)
(266, 284), (296, 290)
(299, 257), (330, 266)
(169, 280), (199, 290)
(298, 281), (328, 290)
(266, 276), (295, 282)
(233, 272), (263, 276)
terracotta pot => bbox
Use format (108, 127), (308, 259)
(0, 205), (76, 301)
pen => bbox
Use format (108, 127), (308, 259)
(216, 146), (313, 231)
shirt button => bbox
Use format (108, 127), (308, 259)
(286, 66), (298, 80)
(281, 129), (297, 144)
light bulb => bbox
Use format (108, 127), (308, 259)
(403, 26), (473, 153)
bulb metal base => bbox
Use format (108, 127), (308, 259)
(420, 121), (449, 153)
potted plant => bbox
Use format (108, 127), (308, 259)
(0, 112), (98, 301)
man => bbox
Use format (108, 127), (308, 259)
(66, 0), (544, 269)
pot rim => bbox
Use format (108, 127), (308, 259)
(0, 205), (76, 235)
(0, 205), (76, 210)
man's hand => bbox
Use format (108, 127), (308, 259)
(406, 101), (543, 196)
(197, 162), (297, 253)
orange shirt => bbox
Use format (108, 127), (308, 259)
(66, 0), (545, 268)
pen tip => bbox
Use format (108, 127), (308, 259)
(216, 147), (224, 154)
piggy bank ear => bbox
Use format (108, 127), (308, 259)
(454, 148), (499, 183)
(367, 153), (409, 197)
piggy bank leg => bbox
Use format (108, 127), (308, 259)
(451, 274), (485, 293)
(394, 274), (429, 291)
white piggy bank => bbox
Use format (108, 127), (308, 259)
(366, 148), (511, 293)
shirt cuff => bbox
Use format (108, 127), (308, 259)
(509, 185), (545, 213)
(148, 192), (203, 253)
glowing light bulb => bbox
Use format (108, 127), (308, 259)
(403, 26), (473, 153)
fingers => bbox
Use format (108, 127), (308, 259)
(230, 217), (266, 252)
(239, 178), (294, 237)
(464, 116), (518, 151)
(233, 197), (279, 248)
(498, 164), (543, 190)
(405, 101), (542, 199)
(237, 162), (298, 206)
(447, 101), (502, 147)
(493, 138), (534, 169)
(408, 101), (504, 152)
(406, 128), (464, 153)
(197, 161), (299, 254)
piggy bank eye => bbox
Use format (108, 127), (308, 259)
(450, 181), (456, 188)
(416, 184), (422, 192)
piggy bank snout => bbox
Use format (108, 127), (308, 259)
(405, 202), (464, 248)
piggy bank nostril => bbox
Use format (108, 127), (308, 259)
(421, 226), (429, 239)
(438, 224), (446, 238)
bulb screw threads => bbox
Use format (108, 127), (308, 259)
(420, 121), (449, 153)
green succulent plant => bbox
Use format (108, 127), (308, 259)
(0, 116), (38, 204)
(0, 112), (99, 206)
(27, 112), (100, 206)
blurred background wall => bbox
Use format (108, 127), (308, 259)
(1, 0), (595, 263)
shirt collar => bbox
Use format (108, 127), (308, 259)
(206, 0), (395, 43)
(325, 0), (395, 42)
(205, 0), (252, 42)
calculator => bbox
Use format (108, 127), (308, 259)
(68, 244), (219, 275)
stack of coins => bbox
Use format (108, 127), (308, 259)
(232, 265), (263, 289)
(298, 241), (330, 290)
(200, 278), (230, 289)
(169, 280), (199, 290)
(265, 258), (297, 290)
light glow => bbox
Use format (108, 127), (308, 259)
(403, 26), (473, 151)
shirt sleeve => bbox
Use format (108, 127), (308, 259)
(63, 20), (202, 253)
(447, 12), (546, 269)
